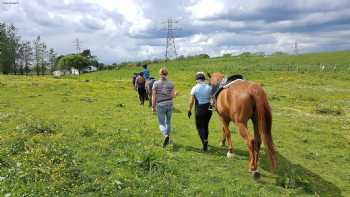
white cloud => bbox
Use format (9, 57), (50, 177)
(88, 0), (152, 35)
(185, 0), (225, 19)
(0, 0), (350, 63)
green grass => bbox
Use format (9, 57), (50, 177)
(1, 51), (350, 196)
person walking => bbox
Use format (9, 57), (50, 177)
(143, 64), (150, 80)
(142, 64), (151, 100)
(187, 72), (212, 152)
(132, 72), (138, 89)
(152, 67), (176, 148)
(135, 72), (147, 105)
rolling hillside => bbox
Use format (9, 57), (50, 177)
(1, 51), (349, 196)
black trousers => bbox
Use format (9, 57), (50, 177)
(137, 87), (146, 104)
(195, 103), (212, 144)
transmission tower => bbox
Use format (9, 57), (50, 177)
(294, 40), (299, 55)
(73, 38), (82, 54)
(162, 18), (179, 60)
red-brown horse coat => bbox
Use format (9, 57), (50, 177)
(209, 72), (276, 175)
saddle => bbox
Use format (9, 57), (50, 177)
(212, 74), (244, 100)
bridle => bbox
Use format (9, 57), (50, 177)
(209, 78), (224, 109)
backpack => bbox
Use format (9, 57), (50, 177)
(137, 76), (145, 85)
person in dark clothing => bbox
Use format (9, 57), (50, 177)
(187, 72), (212, 152)
(132, 72), (138, 89)
(135, 72), (147, 105)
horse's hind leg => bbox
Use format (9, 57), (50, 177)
(221, 118), (234, 157)
(251, 117), (262, 177)
(236, 122), (256, 175)
(219, 127), (226, 146)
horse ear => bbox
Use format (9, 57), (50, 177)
(207, 72), (211, 78)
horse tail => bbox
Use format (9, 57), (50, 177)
(252, 86), (276, 170)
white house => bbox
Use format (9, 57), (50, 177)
(71, 67), (80, 75)
(52, 70), (63, 78)
(52, 67), (79, 77)
(81, 66), (97, 73)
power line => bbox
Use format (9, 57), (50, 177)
(162, 17), (179, 60)
(1, 1), (19, 11)
(72, 38), (82, 54)
(2, 1), (19, 4)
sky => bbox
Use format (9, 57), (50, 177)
(1, 0), (350, 63)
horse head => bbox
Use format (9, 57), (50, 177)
(207, 72), (225, 86)
(207, 72), (225, 97)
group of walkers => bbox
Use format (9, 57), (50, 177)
(133, 64), (150, 105)
(133, 66), (213, 152)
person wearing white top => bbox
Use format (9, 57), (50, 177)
(187, 72), (212, 152)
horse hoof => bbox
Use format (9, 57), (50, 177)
(251, 171), (261, 179)
(226, 151), (235, 158)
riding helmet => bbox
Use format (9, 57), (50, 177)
(195, 72), (205, 80)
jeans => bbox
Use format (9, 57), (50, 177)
(156, 104), (173, 136)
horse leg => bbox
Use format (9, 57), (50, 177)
(222, 119), (234, 158)
(236, 122), (256, 175)
(219, 127), (226, 147)
(251, 117), (262, 178)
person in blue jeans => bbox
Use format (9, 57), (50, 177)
(152, 67), (177, 147)
(187, 72), (212, 152)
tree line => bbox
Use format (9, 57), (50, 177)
(0, 23), (103, 75)
(0, 22), (57, 75)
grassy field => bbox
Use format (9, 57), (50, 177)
(1, 51), (350, 196)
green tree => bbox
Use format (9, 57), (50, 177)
(57, 54), (90, 72)
(23, 41), (33, 75)
(16, 42), (25, 74)
(48, 48), (56, 72)
(272, 51), (288, 56)
(41, 42), (48, 75)
(33, 36), (45, 75)
(0, 23), (19, 74)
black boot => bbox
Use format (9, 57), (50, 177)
(203, 140), (208, 152)
(163, 136), (170, 148)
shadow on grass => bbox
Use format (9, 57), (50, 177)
(173, 142), (341, 195)
(172, 143), (249, 160)
(259, 152), (341, 196)
(172, 143), (221, 157)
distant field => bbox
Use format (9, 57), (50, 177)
(1, 51), (350, 196)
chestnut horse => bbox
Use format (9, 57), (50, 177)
(208, 72), (276, 178)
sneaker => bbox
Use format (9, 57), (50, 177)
(163, 136), (170, 148)
(203, 141), (208, 152)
